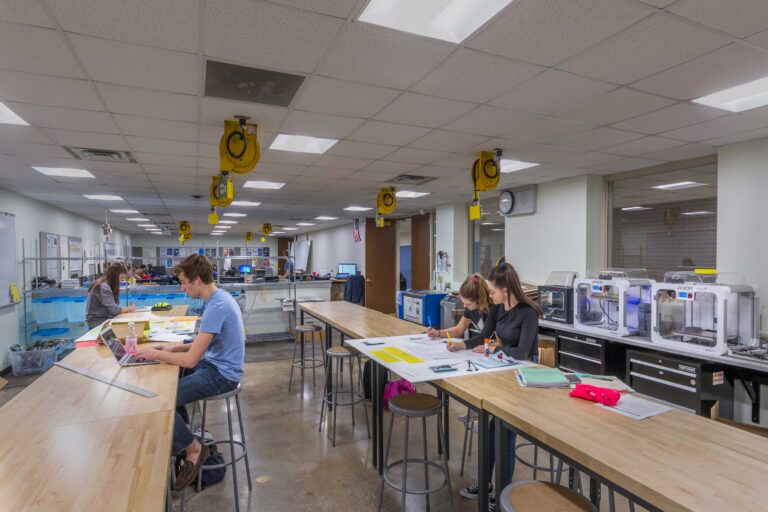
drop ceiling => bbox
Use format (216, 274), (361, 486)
(0, 0), (767, 236)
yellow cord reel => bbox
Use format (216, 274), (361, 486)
(210, 173), (234, 208)
(220, 117), (260, 174)
(376, 187), (396, 215)
(245, 231), (254, 242)
(178, 220), (191, 236)
(471, 151), (500, 192)
(261, 223), (272, 237)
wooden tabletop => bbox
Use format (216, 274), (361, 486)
(479, 371), (768, 512)
(300, 301), (423, 339)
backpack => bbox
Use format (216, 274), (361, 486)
(383, 378), (416, 410)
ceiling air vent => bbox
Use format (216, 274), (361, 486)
(390, 174), (437, 186)
(205, 60), (305, 107)
(65, 147), (136, 163)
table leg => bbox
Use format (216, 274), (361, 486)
(477, 409), (489, 512)
(376, 361), (385, 476)
(443, 393), (450, 459)
(589, 476), (601, 507)
(494, 417), (508, 498)
(436, 390), (443, 456)
(372, 361), (378, 468)
(300, 309), (305, 324)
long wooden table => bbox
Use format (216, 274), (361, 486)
(0, 309), (187, 511)
(301, 301), (768, 512)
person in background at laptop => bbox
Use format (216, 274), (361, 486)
(85, 262), (135, 329)
(137, 254), (244, 491)
(281, 249), (295, 281)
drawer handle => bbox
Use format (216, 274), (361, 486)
(630, 359), (696, 377)
(559, 335), (601, 347)
(559, 350), (601, 364)
(630, 372), (696, 393)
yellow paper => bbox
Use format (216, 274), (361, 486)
(371, 350), (400, 363)
(383, 347), (425, 364)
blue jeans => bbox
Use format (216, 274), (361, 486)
(488, 420), (517, 487)
(173, 359), (238, 454)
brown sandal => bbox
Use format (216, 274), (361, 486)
(174, 443), (210, 491)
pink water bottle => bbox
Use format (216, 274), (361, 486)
(126, 321), (138, 355)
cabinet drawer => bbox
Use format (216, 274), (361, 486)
(630, 359), (699, 389)
(558, 351), (602, 374)
(629, 372), (698, 412)
(558, 335), (603, 361)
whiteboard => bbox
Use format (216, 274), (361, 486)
(0, 212), (17, 307)
(292, 240), (311, 273)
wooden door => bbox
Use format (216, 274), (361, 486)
(411, 213), (431, 290)
(365, 217), (396, 314)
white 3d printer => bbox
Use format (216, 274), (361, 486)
(573, 269), (654, 337)
(651, 272), (759, 356)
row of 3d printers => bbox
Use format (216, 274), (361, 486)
(538, 269), (760, 357)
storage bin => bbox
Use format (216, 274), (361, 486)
(32, 298), (67, 324)
(9, 347), (56, 376)
(31, 327), (69, 339)
(66, 297), (87, 323)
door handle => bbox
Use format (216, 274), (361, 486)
(366, 279), (373, 284)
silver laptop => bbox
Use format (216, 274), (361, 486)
(100, 325), (159, 366)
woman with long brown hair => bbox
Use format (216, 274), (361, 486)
(85, 262), (136, 328)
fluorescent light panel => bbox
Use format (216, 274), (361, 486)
(621, 206), (651, 211)
(243, 180), (286, 190)
(358, 0), (515, 44)
(283, 227), (298, 231)
(270, 134), (338, 154)
(218, 220), (238, 224)
(0, 101), (28, 125)
(150, 232), (163, 235)
(84, 194), (123, 201)
(137, 224), (156, 227)
(211, 232), (224, 236)
(344, 206), (372, 211)
(33, 166), (94, 178)
(215, 225), (232, 229)
(271, 231), (286, 234)
(315, 216), (338, 220)
(693, 76), (768, 112)
(222, 212), (247, 217)
(110, 209), (138, 213)
(396, 190), (430, 198)
(126, 217), (149, 221)
(500, 159), (539, 173)
(230, 201), (261, 207)
(296, 222), (315, 226)
(683, 211), (715, 216)
(652, 181), (705, 191)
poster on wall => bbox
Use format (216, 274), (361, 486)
(68, 238), (83, 273)
(263, 247), (269, 257)
(46, 233), (59, 280)
(198, 248), (205, 255)
(257, 248), (262, 257)
(173, 248), (179, 257)
(166, 259), (173, 268)
(166, 248), (173, 256)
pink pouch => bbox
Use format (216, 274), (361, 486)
(383, 378), (415, 410)
(569, 384), (621, 406)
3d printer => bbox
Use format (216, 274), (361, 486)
(574, 269), (653, 337)
(538, 271), (578, 324)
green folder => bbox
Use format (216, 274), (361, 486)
(519, 367), (570, 387)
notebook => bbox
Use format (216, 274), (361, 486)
(519, 367), (570, 388)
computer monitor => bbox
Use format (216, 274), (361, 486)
(239, 264), (251, 274)
(338, 263), (357, 275)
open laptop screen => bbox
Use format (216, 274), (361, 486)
(101, 326), (126, 360)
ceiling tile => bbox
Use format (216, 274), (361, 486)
(0, 0), (55, 27)
(135, 152), (197, 167)
(9, 103), (118, 133)
(280, 110), (363, 138)
(508, 144), (584, 164)
(601, 136), (684, 157)
(557, 127), (645, 150)
(197, 143), (218, 159)
(667, 0), (768, 38)
(557, 14), (730, 84)
(0, 141), (73, 158)
(373, 92), (475, 128)
(259, 149), (319, 166)
(466, 0), (651, 66)
(347, 171), (399, 183)
(319, 22), (453, 89)
(660, 114), (768, 141)
(361, 160), (419, 174)
(384, 147), (447, 165)
(408, 130), (489, 152)
(205, 0), (343, 74)
(591, 157), (663, 172)
(126, 136), (197, 156)
(327, 140), (397, 159)
(292, 76), (400, 118)
(267, 0), (358, 18)
(312, 154), (373, 169)
(748, 29), (768, 50)
(703, 125), (768, 146)
(41, 128), (129, 150)
(200, 98), (288, 133)
(442, 106), (542, 137)
(638, 0), (677, 7)
(0, 22), (83, 78)
(69, 34), (198, 94)
(503, 117), (596, 144)
(301, 166), (357, 179)
(97, 83), (197, 122)
(348, 120), (431, 146)
(0, 125), (53, 144)
(114, 115), (198, 141)
(489, 69), (615, 115)
(549, 151), (623, 167)
(556, 88), (675, 125)
(611, 103), (727, 134)
(0, 70), (103, 110)
(632, 43), (768, 100)
(412, 49), (544, 103)
(640, 142), (716, 161)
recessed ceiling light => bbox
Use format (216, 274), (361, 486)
(491, 228), (504, 232)
(137, 224), (156, 227)
(358, 0), (515, 44)
(344, 206), (373, 211)
(150, 232), (163, 235)
(651, 181), (705, 191)
(219, 220), (238, 224)
(682, 211), (715, 216)
(84, 195), (123, 201)
(296, 222), (315, 226)
(223, 212), (247, 217)
(621, 206), (651, 212)
(0, 101), (28, 125)
(215, 225), (232, 229)
(271, 231), (286, 234)
(110, 209), (138, 213)
(126, 217), (149, 222)
(283, 227), (298, 231)
(270, 134), (338, 154)
(693, 76), (768, 112)
(230, 201), (261, 207)
(396, 191), (430, 198)
(145, 228), (160, 231)
(211, 232), (224, 236)
(500, 159), (539, 173)
(481, 222), (498, 225)
(243, 180), (286, 190)
(315, 216), (339, 220)
(33, 166), (94, 178)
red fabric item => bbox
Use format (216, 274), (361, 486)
(569, 384), (621, 406)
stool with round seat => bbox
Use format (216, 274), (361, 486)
(319, 345), (369, 446)
(499, 480), (596, 512)
(289, 323), (324, 398)
(378, 393), (454, 512)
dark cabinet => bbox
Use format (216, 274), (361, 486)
(556, 332), (625, 378)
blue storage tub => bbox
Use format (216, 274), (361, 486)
(66, 297), (87, 323)
(32, 297), (68, 324)
(31, 327), (70, 339)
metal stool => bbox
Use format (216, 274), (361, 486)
(500, 480), (596, 512)
(378, 393), (454, 512)
(515, 439), (557, 482)
(289, 324), (323, 398)
(319, 346), (369, 446)
(182, 383), (252, 512)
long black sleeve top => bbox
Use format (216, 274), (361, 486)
(465, 302), (539, 360)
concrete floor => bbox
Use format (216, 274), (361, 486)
(174, 358), (646, 512)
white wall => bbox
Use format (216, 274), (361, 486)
(504, 175), (606, 284)
(717, 138), (768, 335)
(0, 186), (131, 369)
(435, 202), (469, 289)
(304, 222), (365, 275)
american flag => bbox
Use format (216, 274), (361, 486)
(352, 218), (361, 243)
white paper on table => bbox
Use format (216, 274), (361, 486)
(596, 394), (672, 420)
(148, 333), (187, 343)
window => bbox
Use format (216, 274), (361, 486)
(471, 198), (505, 277)
(609, 163), (717, 281)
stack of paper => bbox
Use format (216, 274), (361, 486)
(597, 394), (672, 420)
(519, 367), (570, 388)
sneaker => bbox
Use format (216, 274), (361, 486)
(488, 495), (496, 512)
(459, 481), (494, 500)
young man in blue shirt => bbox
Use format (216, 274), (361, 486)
(138, 254), (244, 491)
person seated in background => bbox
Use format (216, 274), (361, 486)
(85, 262), (136, 329)
(136, 265), (150, 280)
(137, 254), (244, 491)
(448, 259), (542, 508)
(427, 273), (491, 340)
